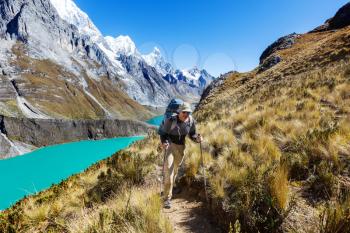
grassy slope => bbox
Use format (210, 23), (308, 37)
(189, 25), (350, 232)
(1, 15), (350, 233)
(0, 132), (173, 233)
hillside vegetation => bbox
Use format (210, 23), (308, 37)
(1, 132), (174, 233)
(1, 4), (350, 233)
(189, 15), (350, 232)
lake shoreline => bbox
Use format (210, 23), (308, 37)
(0, 115), (156, 159)
(0, 135), (146, 210)
(0, 115), (164, 210)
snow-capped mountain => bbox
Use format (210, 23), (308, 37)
(0, 0), (214, 122)
(48, 0), (215, 105)
(104, 35), (139, 57)
(142, 47), (173, 75)
(50, 0), (103, 43)
(142, 48), (214, 88)
(142, 47), (163, 67)
(176, 68), (215, 88)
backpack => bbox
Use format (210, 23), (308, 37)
(158, 99), (194, 134)
(164, 98), (183, 119)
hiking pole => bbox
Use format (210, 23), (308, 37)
(200, 139), (208, 202)
(160, 146), (167, 197)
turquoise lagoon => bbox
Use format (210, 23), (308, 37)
(0, 136), (144, 210)
(0, 115), (164, 210)
(146, 115), (163, 126)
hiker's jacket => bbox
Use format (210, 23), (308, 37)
(159, 116), (197, 145)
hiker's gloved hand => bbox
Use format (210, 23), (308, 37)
(162, 141), (169, 150)
(195, 134), (203, 143)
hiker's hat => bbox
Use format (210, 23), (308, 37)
(179, 102), (192, 113)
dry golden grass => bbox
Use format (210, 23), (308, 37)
(0, 132), (172, 233)
(184, 26), (350, 231)
(0, 100), (21, 117)
(269, 165), (289, 210)
(319, 197), (350, 233)
(65, 187), (172, 233)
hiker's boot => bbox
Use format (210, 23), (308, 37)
(164, 199), (171, 209)
(173, 186), (182, 195)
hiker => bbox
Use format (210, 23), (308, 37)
(158, 101), (203, 209)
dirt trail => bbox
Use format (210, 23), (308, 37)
(152, 159), (221, 232)
(162, 192), (222, 233)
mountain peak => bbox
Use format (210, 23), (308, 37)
(104, 35), (138, 56)
(189, 66), (201, 73)
(153, 47), (161, 55)
(49, 0), (102, 42)
(142, 47), (166, 68)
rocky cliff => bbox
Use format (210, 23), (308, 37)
(0, 115), (155, 159)
(311, 2), (350, 32)
(0, 0), (156, 120)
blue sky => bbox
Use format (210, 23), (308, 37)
(75, 0), (349, 76)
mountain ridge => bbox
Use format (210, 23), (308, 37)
(48, 0), (215, 106)
(0, 0), (214, 157)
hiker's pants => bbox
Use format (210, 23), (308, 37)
(163, 143), (185, 200)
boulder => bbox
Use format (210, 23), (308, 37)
(258, 55), (282, 73)
(259, 33), (299, 64)
(310, 2), (350, 32)
(200, 71), (237, 101)
(328, 2), (350, 30)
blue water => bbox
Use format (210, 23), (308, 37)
(146, 115), (163, 126)
(0, 136), (144, 210)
